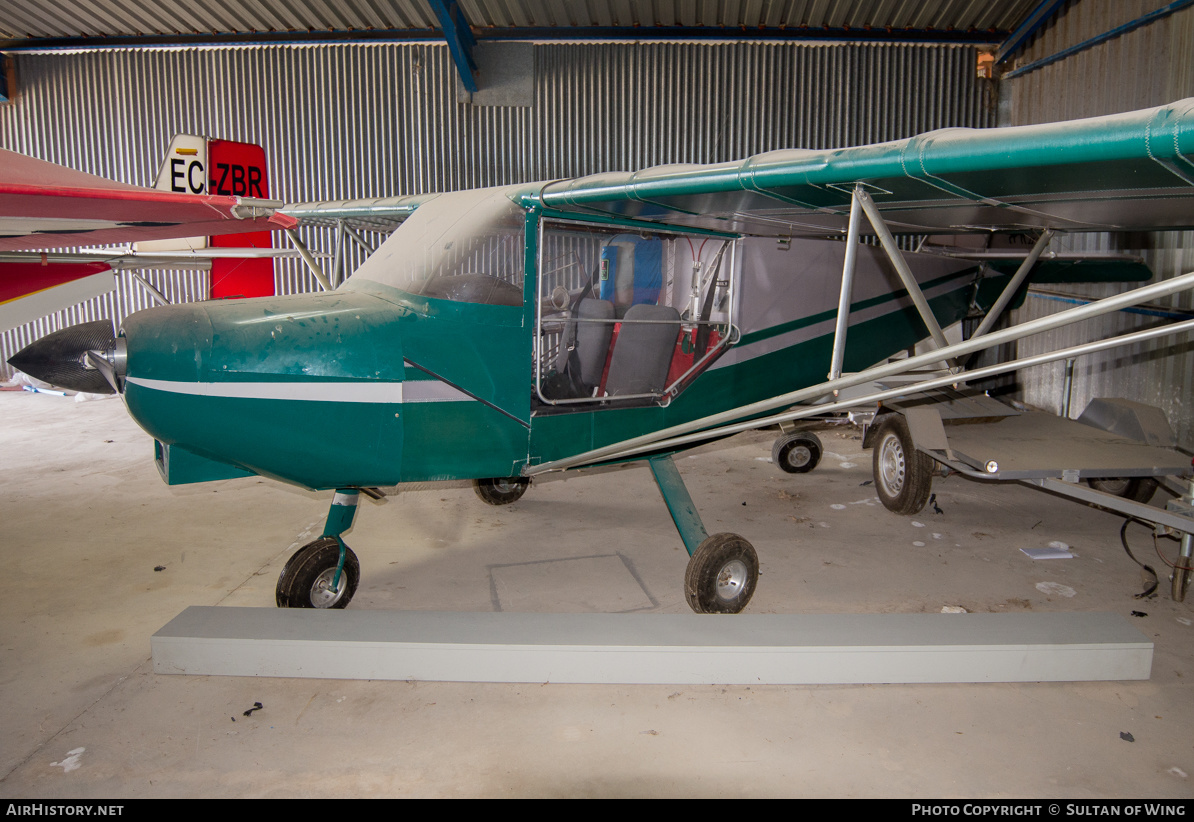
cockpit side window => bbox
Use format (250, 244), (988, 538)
(351, 189), (525, 306)
(534, 221), (738, 411)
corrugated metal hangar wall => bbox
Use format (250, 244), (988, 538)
(1001, 1), (1194, 447)
(0, 39), (992, 371)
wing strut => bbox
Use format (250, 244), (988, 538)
(525, 269), (1194, 476)
(344, 225), (376, 256)
(283, 228), (334, 292)
(854, 188), (957, 369)
(332, 220), (347, 288)
(969, 229), (1054, 340)
(570, 314), (1194, 471)
(130, 272), (170, 306)
(827, 186), (865, 381)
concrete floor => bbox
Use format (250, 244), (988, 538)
(1, 387), (1192, 798)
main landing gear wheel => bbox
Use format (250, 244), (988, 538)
(474, 477), (530, 505)
(1086, 476), (1159, 505)
(772, 431), (823, 474)
(276, 537), (360, 609)
(872, 414), (934, 515)
(684, 533), (759, 614)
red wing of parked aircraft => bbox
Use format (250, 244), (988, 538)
(0, 148), (295, 252)
(0, 145), (296, 331)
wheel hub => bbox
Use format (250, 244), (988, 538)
(879, 434), (906, 494)
(785, 445), (811, 469)
(1092, 478), (1130, 495)
(715, 559), (749, 602)
(309, 568), (347, 608)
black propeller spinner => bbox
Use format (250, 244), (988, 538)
(8, 320), (122, 395)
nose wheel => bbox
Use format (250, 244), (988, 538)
(277, 489), (363, 609)
(276, 537), (360, 609)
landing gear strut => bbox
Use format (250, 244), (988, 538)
(649, 455), (758, 614)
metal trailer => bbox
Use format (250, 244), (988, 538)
(781, 390), (1194, 600)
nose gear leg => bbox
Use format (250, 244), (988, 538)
(276, 488), (363, 609)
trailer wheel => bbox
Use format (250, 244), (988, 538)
(1086, 477), (1158, 505)
(772, 431), (823, 474)
(872, 414), (934, 515)
(276, 537), (359, 609)
(684, 533), (758, 614)
(1173, 564), (1191, 602)
(474, 477), (530, 505)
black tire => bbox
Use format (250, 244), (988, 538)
(684, 533), (759, 614)
(474, 477), (530, 505)
(1173, 563), (1191, 602)
(276, 537), (360, 609)
(872, 414), (934, 515)
(772, 432), (823, 474)
(1086, 477), (1158, 505)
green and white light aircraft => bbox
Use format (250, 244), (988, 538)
(9, 100), (1194, 613)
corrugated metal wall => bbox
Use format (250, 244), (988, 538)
(1000, 1), (1194, 447)
(0, 40), (993, 376)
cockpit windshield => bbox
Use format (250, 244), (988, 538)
(350, 188), (526, 307)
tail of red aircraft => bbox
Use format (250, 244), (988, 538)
(143, 134), (276, 299)
(1, 135), (278, 336)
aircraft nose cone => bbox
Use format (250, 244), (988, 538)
(7, 319), (121, 394)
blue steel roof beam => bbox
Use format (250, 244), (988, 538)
(1003, 0), (1194, 78)
(994, 0), (1067, 64)
(428, 0), (478, 94)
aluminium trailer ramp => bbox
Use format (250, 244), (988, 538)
(884, 392), (1189, 483)
(874, 390), (1194, 599)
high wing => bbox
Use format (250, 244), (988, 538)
(0, 148), (296, 252)
(278, 100), (1194, 260)
(538, 99), (1194, 238)
(271, 194), (438, 292)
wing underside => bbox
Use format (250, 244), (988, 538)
(537, 99), (1194, 238)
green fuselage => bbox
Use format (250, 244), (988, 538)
(120, 200), (977, 491)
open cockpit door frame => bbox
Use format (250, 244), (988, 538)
(529, 206), (743, 412)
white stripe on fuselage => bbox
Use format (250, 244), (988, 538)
(125, 376), (472, 403)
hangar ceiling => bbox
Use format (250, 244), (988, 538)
(1, 1), (1046, 48)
